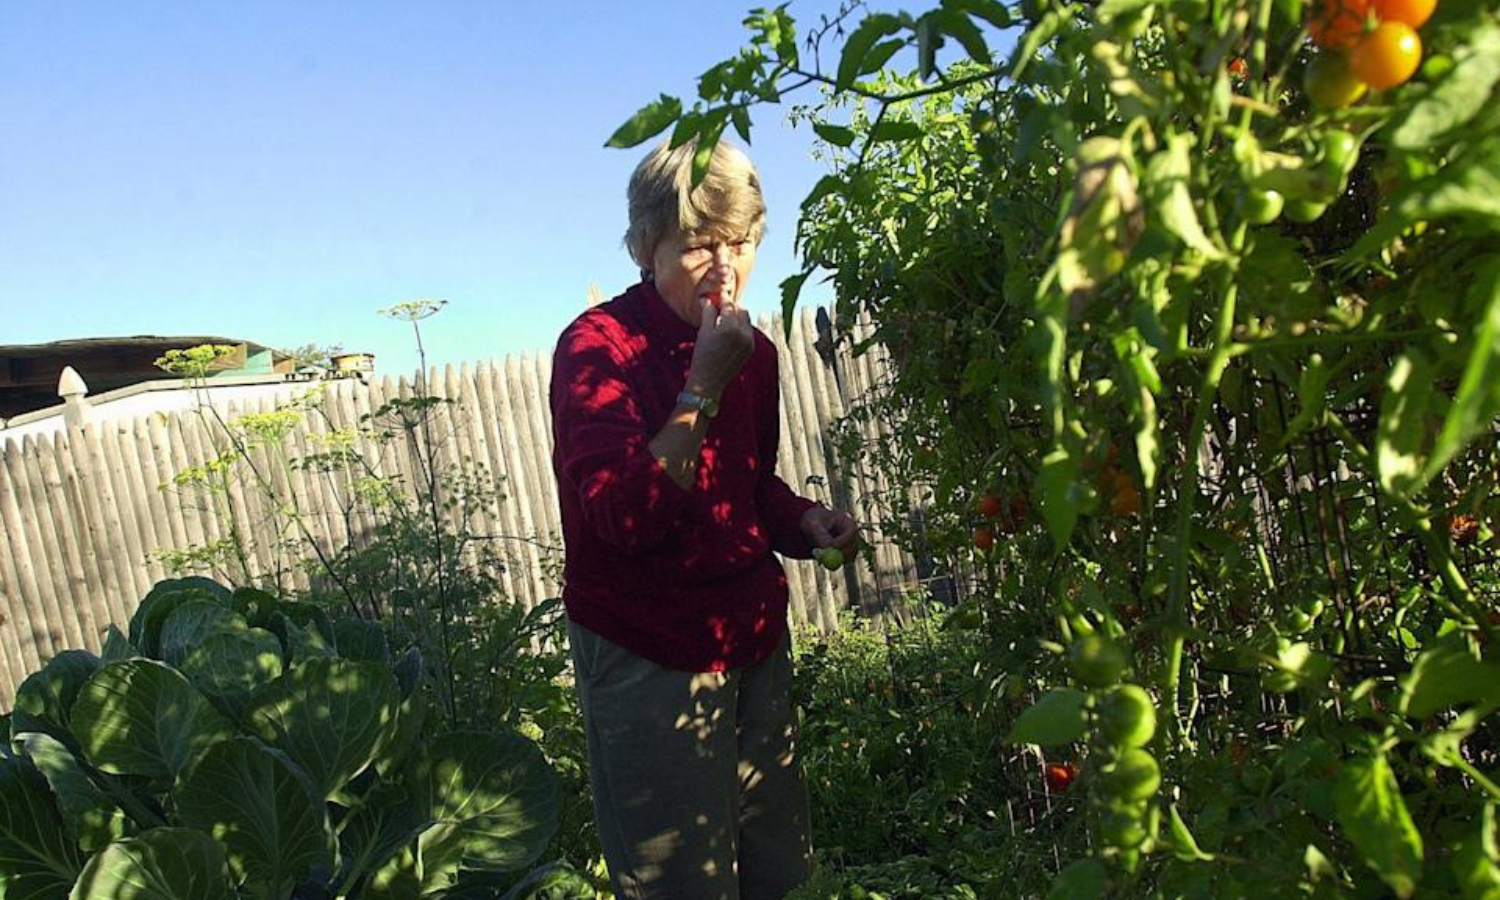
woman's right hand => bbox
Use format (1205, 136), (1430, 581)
(687, 295), (754, 399)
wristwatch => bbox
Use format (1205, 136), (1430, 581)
(676, 390), (720, 418)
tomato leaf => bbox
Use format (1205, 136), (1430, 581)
(1399, 643), (1500, 719)
(836, 14), (904, 92)
(943, 0), (1013, 30)
(1333, 751), (1424, 899)
(745, 5), (799, 66)
(1037, 446), (1082, 550)
(802, 175), (846, 209)
(730, 106), (753, 145)
(1376, 351), (1437, 499)
(1394, 136), (1500, 226)
(690, 110), (729, 187)
(915, 14), (946, 79)
(1007, 688), (1088, 746)
(933, 8), (990, 64)
(605, 94), (683, 148)
(1451, 804), (1500, 900)
(1047, 858), (1107, 900)
(1423, 257), (1500, 485)
(1144, 133), (1224, 259)
(1391, 22), (1500, 150)
(869, 120), (926, 143)
(860, 38), (908, 76)
(779, 270), (814, 329)
(813, 123), (858, 148)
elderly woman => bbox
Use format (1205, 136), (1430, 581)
(549, 138), (859, 900)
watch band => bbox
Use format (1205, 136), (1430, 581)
(677, 390), (720, 418)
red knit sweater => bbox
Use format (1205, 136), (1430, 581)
(549, 282), (818, 672)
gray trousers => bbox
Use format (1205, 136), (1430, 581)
(567, 620), (813, 900)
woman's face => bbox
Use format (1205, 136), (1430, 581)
(650, 228), (757, 327)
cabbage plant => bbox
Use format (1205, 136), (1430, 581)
(0, 577), (559, 900)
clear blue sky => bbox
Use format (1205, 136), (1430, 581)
(0, 1), (892, 378)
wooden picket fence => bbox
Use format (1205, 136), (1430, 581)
(0, 309), (928, 709)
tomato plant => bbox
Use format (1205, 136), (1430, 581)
(614, 0), (1500, 894)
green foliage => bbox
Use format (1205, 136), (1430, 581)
(151, 307), (599, 882)
(622, 0), (1500, 894)
(2, 579), (560, 900)
(154, 345), (239, 379)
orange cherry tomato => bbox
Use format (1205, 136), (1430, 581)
(1350, 21), (1422, 90)
(1227, 57), (1249, 79)
(977, 494), (1004, 518)
(973, 526), (995, 550)
(1371, 0), (1436, 28)
(1309, 0), (1371, 49)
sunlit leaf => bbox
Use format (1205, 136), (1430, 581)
(1376, 352), (1436, 499)
(1423, 257), (1500, 485)
(1400, 643), (1500, 718)
(1333, 750), (1424, 899)
(605, 94), (683, 149)
(814, 123), (858, 148)
(13, 732), (127, 854)
(246, 658), (401, 800)
(11, 651), (100, 750)
(176, 738), (334, 893)
(71, 660), (234, 783)
(1008, 688), (1088, 746)
(1392, 22), (1500, 150)
(67, 828), (233, 900)
(836, 14), (904, 91)
(1452, 804), (1500, 900)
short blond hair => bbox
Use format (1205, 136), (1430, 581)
(625, 138), (767, 273)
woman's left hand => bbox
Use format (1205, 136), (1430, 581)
(800, 505), (859, 554)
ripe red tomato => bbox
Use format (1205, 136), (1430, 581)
(1372, 0), (1436, 28)
(973, 526), (995, 550)
(1309, 0), (1370, 49)
(1045, 762), (1079, 792)
(976, 494), (1003, 518)
(1351, 22), (1422, 90)
(1227, 57), (1249, 79)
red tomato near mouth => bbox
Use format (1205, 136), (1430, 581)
(1310, 0), (1370, 49)
(1045, 762), (1079, 792)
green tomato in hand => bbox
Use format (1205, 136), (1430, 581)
(814, 547), (845, 571)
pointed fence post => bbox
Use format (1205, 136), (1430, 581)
(59, 366), (92, 430)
